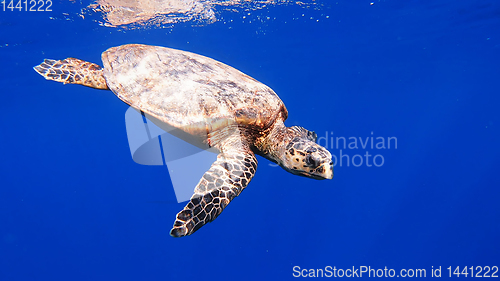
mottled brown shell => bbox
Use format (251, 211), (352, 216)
(101, 44), (287, 138)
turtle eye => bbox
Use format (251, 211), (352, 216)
(305, 154), (319, 168)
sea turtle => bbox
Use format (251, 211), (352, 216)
(34, 44), (333, 237)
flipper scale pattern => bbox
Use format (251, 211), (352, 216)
(170, 150), (257, 237)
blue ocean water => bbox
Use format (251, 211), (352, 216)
(1, 0), (499, 280)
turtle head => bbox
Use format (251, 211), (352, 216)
(279, 126), (333, 180)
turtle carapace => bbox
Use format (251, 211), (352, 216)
(34, 44), (333, 237)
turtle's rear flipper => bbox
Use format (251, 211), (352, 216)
(34, 58), (109, 90)
(170, 146), (257, 237)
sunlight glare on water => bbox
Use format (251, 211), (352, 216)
(82, 0), (321, 28)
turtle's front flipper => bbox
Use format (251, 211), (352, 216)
(34, 58), (109, 90)
(170, 146), (257, 237)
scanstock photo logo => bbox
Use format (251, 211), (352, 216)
(124, 107), (218, 204)
(125, 107), (397, 203)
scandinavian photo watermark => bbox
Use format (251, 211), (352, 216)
(270, 131), (397, 168)
(318, 131), (397, 167)
(124, 107), (398, 202)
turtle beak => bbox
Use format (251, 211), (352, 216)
(323, 162), (334, 180)
(298, 162), (333, 180)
